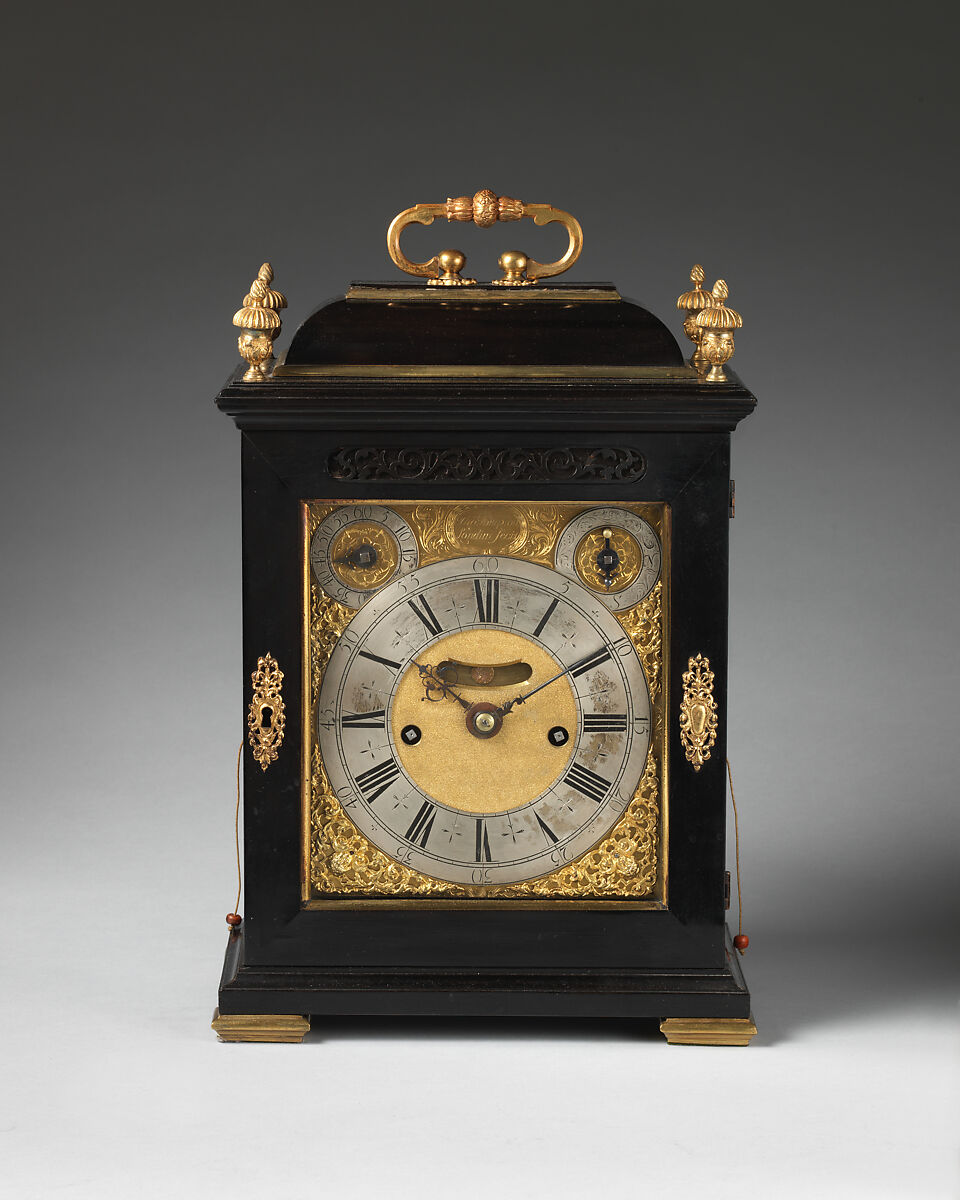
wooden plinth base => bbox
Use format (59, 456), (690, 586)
(213, 925), (754, 1042)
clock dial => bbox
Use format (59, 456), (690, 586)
(318, 557), (651, 885)
(310, 504), (418, 608)
(554, 506), (661, 610)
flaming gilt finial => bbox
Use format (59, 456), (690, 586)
(232, 271), (281, 382)
(695, 280), (743, 383)
(241, 263), (287, 369)
(677, 264), (715, 371)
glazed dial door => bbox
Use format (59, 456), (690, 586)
(318, 557), (651, 886)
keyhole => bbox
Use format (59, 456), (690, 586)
(260, 705), (273, 729)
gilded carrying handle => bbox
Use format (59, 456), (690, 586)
(386, 189), (583, 286)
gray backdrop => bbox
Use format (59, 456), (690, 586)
(3, 3), (957, 1197)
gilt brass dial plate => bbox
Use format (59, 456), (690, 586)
(303, 500), (668, 904)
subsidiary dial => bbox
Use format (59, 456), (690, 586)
(554, 506), (661, 610)
(310, 504), (418, 607)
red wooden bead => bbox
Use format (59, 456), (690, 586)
(226, 913), (242, 927)
(733, 934), (749, 952)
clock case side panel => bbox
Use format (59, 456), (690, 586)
(665, 438), (730, 941)
(239, 435), (306, 961)
(234, 424), (735, 984)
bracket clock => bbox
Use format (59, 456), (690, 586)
(211, 192), (758, 1046)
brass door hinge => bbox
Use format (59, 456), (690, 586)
(728, 479), (736, 519)
(724, 870), (731, 910)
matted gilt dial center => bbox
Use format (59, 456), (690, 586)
(391, 629), (577, 815)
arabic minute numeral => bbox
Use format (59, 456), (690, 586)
(550, 844), (574, 867)
(612, 635), (634, 658)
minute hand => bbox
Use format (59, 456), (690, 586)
(499, 647), (610, 716)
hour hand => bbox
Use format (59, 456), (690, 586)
(416, 661), (470, 710)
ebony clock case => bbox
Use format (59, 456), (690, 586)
(215, 284), (756, 1024)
